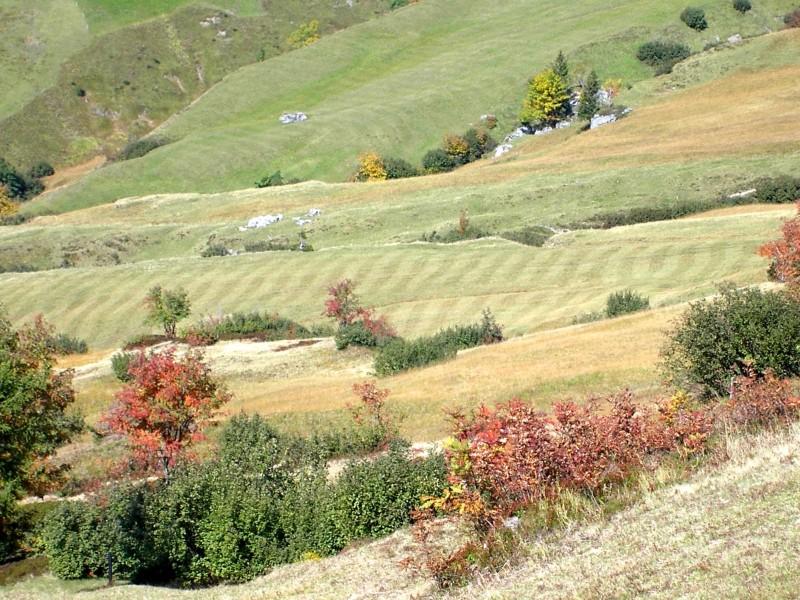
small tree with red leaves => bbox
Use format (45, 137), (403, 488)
(324, 280), (396, 348)
(349, 381), (397, 449)
(323, 279), (361, 327)
(103, 349), (230, 479)
(759, 203), (800, 295)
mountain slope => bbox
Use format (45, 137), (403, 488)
(0, 0), (391, 170)
(24, 0), (795, 214)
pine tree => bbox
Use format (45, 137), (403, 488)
(552, 51), (569, 84)
(578, 70), (600, 120)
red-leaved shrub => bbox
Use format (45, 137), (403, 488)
(722, 370), (800, 427)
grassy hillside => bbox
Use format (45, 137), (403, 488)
(0, 0), (88, 120)
(0, 0), (391, 170)
(5, 422), (799, 598)
(0, 207), (785, 350)
(25, 0), (796, 214)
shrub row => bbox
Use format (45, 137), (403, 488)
(42, 416), (445, 585)
(374, 310), (503, 376)
(573, 177), (800, 230)
(354, 127), (497, 182)
(183, 311), (317, 346)
(115, 137), (170, 162)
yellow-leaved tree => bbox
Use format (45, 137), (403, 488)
(287, 20), (320, 49)
(0, 186), (19, 218)
(354, 152), (388, 182)
(520, 68), (570, 126)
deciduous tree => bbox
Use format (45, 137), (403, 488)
(0, 312), (81, 557)
(520, 68), (570, 126)
(103, 349), (230, 478)
(144, 285), (191, 338)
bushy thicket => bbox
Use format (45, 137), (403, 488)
(49, 333), (88, 355)
(680, 7), (708, 30)
(111, 351), (134, 382)
(605, 289), (650, 317)
(28, 162), (55, 179)
(254, 170), (300, 188)
(0, 157), (46, 200)
(356, 126), (495, 180)
(42, 415), (445, 585)
(733, 0), (752, 13)
(116, 137), (170, 162)
(374, 310), (503, 376)
(383, 156), (419, 179)
(636, 40), (691, 74)
(754, 175), (800, 203)
(784, 8), (800, 27)
(661, 285), (800, 398)
(184, 311), (314, 345)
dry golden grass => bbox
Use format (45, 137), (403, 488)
(227, 306), (680, 441)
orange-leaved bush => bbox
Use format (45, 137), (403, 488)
(722, 369), (800, 428)
(103, 349), (231, 478)
(759, 202), (800, 294)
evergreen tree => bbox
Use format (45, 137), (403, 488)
(552, 51), (569, 84)
(578, 70), (600, 120)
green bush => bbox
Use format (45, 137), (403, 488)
(41, 502), (105, 579)
(50, 333), (88, 355)
(733, 0), (752, 13)
(680, 6), (708, 30)
(254, 170), (299, 188)
(661, 285), (800, 398)
(280, 443), (445, 556)
(500, 226), (554, 247)
(116, 137), (169, 162)
(335, 321), (379, 349)
(383, 156), (418, 179)
(41, 485), (161, 582)
(753, 175), (800, 204)
(328, 441), (446, 543)
(201, 243), (228, 258)
(28, 162), (55, 178)
(389, 0), (409, 8)
(636, 40), (691, 74)
(422, 148), (457, 174)
(186, 311), (313, 344)
(463, 128), (497, 161)
(111, 351), (135, 382)
(605, 290), (650, 318)
(374, 310), (503, 376)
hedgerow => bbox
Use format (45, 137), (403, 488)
(374, 310), (503, 376)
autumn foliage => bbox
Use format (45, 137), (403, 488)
(353, 152), (388, 182)
(759, 202), (800, 294)
(324, 279), (396, 346)
(103, 349), (230, 478)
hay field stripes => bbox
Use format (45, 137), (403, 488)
(0, 209), (786, 351)
(28, 0), (799, 214)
